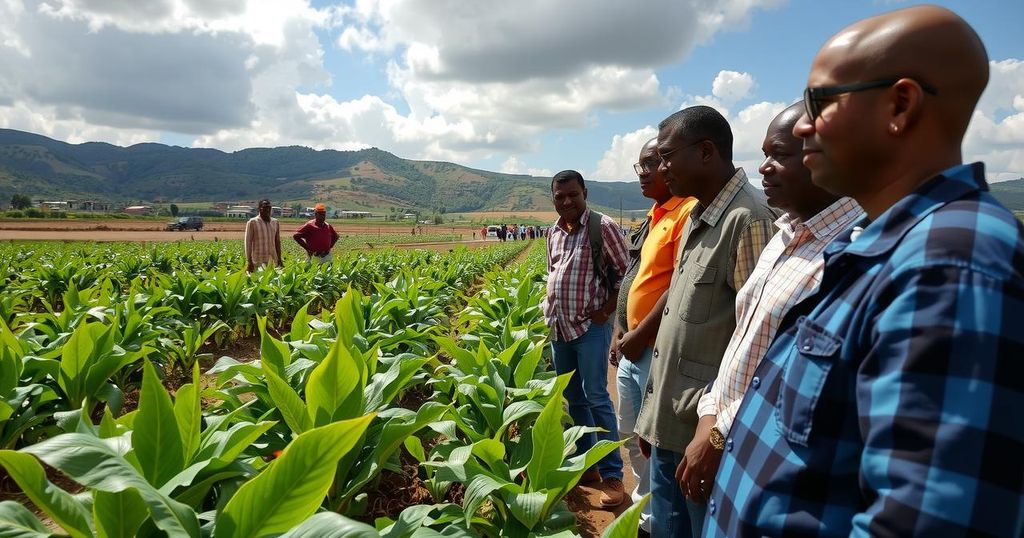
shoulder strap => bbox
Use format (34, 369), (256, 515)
(588, 210), (608, 288)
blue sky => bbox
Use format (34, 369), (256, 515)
(1, 0), (1020, 183)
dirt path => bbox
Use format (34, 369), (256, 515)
(569, 366), (638, 537)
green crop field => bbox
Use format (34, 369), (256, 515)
(0, 239), (644, 537)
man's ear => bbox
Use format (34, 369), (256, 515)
(582, 187), (588, 200)
(888, 78), (927, 136)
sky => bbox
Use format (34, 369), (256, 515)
(0, 0), (1021, 184)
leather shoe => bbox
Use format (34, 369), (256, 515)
(579, 469), (602, 485)
(599, 477), (626, 508)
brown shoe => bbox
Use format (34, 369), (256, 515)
(579, 468), (602, 485)
(599, 477), (626, 508)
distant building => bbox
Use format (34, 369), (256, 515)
(124, 205), (153, 215)
(40, 201), (69, 211)
(339, 210), (372, 218)
(225, 205), (254, 218)
(280, 207), (294, 218)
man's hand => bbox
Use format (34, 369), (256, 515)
(609, 325), (622, 367)
(639, 437), (651, 459)
(588, 308), (611, 325)
(246, 261), (255, 273)
(618, 330), (646, 363)
(676, 415), (723, 504)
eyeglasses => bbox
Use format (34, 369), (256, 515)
(656, 139), (707, 164)
(633, 157), (662, 175)
(803, 78), (938, 121)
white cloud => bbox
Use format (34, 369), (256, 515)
(965, 59), (1024, 181)
(500, 156), (552, 177)
(592, 70), (788, 183)
(712, 70), (756, 103)
(592, 126), (658, 181)
(0, 0), (787, 171)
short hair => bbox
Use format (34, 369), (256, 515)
(551, 169), (586, 191)
(659, 105), (734, 161)
(258, 198), (271, 207)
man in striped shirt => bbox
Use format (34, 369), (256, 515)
(245, 198), (282, 272)
(676, 103), (862, 503)
(543, 169), (630, 507)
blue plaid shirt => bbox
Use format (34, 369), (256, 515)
(706, 163), (1024, 538)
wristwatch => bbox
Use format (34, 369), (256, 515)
(709, 426), (726, 450)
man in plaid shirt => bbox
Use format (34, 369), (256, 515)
(707, 6), (1024, 537)
(543, 169), (630, 507)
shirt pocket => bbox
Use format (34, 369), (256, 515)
(775, 316), (842, 446)
(677, 263), (717, 324)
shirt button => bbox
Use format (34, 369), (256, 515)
(751, 377), (760, 389)
(801, 340), (812, 351)
(726, 438), (733, 452)
(653, 349), (659, 358)
(709, 498), (716, 515)
(664, 306), (670, 316)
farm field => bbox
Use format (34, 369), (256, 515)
(0, 219), (488, 244)
(0, 239), (644, 537)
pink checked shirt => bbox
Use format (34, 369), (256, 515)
(543, 209), (629, 342)
(697, 197), (862, 435)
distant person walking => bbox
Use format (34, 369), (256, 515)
(293, 203), (339, 265)
(245, 199), (282, 272)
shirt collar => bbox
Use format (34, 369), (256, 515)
(647, 195), (688, 225)
(776, 197), (862, 241)
(555, 207), (591, 233)
(827, 162), (987, 259)
(694, 168), (747, 228)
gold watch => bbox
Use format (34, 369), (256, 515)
(709, 426), (726, 450)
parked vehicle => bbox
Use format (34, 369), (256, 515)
(166, 216), (204, 231)
(486, 225), (501, 237)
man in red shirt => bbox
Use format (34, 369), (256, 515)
(293, 203), (339, 265)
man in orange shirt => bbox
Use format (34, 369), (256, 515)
(610, 137), (696, 531)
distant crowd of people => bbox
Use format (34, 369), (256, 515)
(541, 6), (1023, 538)
(479, 223), (546, 241)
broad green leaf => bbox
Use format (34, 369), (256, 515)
(263, 366), (310, 434)
(0, 451), (93, 538)
(93, 489), (148, 538)
(22, 433), (200, 538)
(600, 494), (650, 538)
(512, 344), (544, 389)
(215, 414), (375, 538)
(508, 491), (548, 530)
(258, 317), (290, 379)
(173, 363), (202, 464)
(461, 473), (516, 526)
(288, 301), (313, 343)
(526, 373), (571, 487)
(135, 361), (185, 487)
(305, 338), (362, 426)
(0, 500), (51, 538)
(58, 321), (98, 408)
(279, 512), (379, 538)
(402, 436), (425, 463)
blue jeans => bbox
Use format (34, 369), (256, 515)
(650, 446), (708, 537)
(616, 346), (653, 530)
(551, 321), (623, 480)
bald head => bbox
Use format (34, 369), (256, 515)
(770, 102), (804, 136)
(815, 5), (987, 140)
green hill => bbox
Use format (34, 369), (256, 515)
(0, 129), (649, 212)
(990, 178), (1024, 212)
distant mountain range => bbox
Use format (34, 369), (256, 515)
(2, 128), (1020, 214)
(0, 129), (650, 212)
